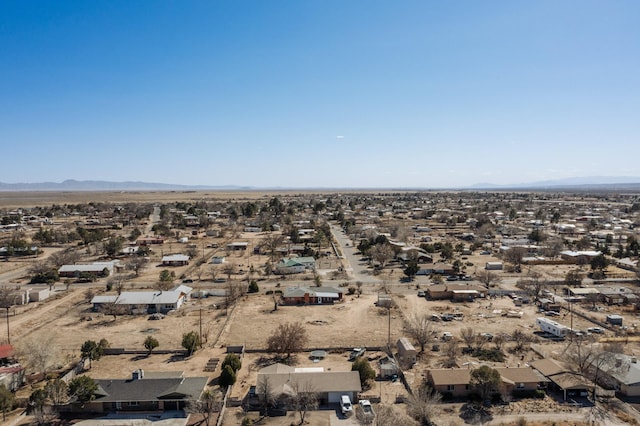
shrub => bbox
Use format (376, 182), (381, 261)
(347, 286), (356, 295)
(219, 365), (237, 388)
(222, 353), (242, 373)
(248, 280), (259, 293)
(474, 349), (505, 362)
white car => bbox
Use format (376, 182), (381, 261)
(340, 395), (353, 415)
(359, 399), (375, 418)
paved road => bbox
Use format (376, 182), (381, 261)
(329, 223), (380, 284)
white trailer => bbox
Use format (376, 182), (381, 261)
(536, 317), (571, 338)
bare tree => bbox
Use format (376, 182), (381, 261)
(290, 380), (319, 424)
(186, 389), (221, 426)
(209, 265), (218, 282)
(266, 321), (308, 359)
(370, 243), (394, 270)
(101, 302), (128, 320)
(406, 384), (442, 426)
(256, 375), (277, 414)
(442, 340), (459, 368)
(355, 281), (363, 297)
(476, 270), (501, 287)
(108, 275), (125, 294)
(374, 404), (418, 426)
(45, 378), (68, 405)
(32, 406), (59, 426)
(48, 248), (80, 268)
(17, 336), (59, 376)
(127, 256), (147, 277)
(511, 329), (533, 352)
(404, 314), (433, 353)
(222, 263), (237, 281)
(503, 247), (527, 272)
(460, 327), (476, 350)
(261, 233), (284, 262)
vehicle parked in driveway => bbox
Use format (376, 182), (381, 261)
(417, 290), (425, 297)
(588, 327), (604, 334)
(340, 395), (353, 415)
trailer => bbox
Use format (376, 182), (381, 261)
(536, 317), (571, 338)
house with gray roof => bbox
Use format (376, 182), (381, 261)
(275, 257), (316, 275)
(70, 370), (208, 414)
(256, 363), (361, 405)
(91, 285), (192, 314)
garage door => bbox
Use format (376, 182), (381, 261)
(327, 392), (343, 403)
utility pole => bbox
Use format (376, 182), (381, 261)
(199, 308), (203, 344)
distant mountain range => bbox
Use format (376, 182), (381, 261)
(469, 176), (640, 190)
(0, 179), (251, 191)
(0, 177), (639, 191)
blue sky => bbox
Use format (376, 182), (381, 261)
(1, 1), (639, 188)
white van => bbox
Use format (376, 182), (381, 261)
(340, 395), (353, 415)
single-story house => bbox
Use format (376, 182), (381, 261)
(530, 358), (590, 400)
(161, 254), (190, 266)
(417, 262), (455, 276)
(58, 261), (120, 278)
(485, 262), (503, 270)
(397, 247), (433, 264)
(91, 285), (192, 314)
(281, 286), (343, 305)
(256, 363), (361, 405)
(426, 284), (486, 301)
(227, 242), (248, 251)
(275, 257), (316, 275)
(592, 353), (640, 396)
(560, 250), (602, 264)
(67, 370), (207, 414)
(427, 367), (542, 398)
(136, 237), (166, 245)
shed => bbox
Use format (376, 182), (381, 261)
(396, 337), (417, 367)
(485, 262), (503, 270)
(606, 314), (623, 326)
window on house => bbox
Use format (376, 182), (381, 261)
(447, 385), (455, 391)
(517, 383), (525, 389)
(128, 401), (139, 406)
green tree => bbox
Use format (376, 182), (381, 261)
(104, 236), (124, 257)
(590, 254), (609, 272)
(219, 365), (237, 388)
(80, 340), (104, 368)
(144, 336), (159, 355)
(0, 385), (14, 421)
(470, 365), (501, 401)
(29, 388), (47, 412)
(221, 353), (242, 373)
(67, 375), (98, 404)
(351, 357), (375, 388)
(403, 260), (419, 281)
(247, 280), (259, 293)
(182, 331), (201, 356)
(159, 269), (176, 283)
(45, 378), (68, 405)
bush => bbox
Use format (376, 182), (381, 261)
(248, 280), (259, 293)
(265, 290), (273, 295)
(219, 365), (237, 388)
(222, 353), (242, 373)
(351, 357), (375, 387)
(347, 286), (356, 295)
(474, 349), (505, 362)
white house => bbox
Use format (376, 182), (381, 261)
(91, 285), (192, 314)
